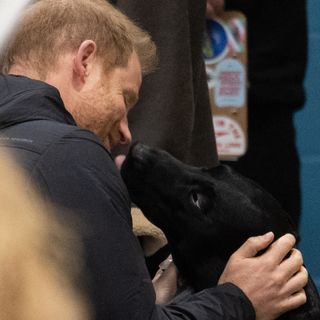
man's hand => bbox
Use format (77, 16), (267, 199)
(219, 232), (308, 320)
(206, 0), (225, 18)
(153, 255), (178, 304)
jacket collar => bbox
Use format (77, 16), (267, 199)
(0, 75), (76, 130)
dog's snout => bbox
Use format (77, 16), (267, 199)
(121, 143), (153, 179)
(121, 143), (156, 189)
(127, 143), (161, 171)
(130, 143), (151, 162)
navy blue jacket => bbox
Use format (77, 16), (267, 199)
(0, 75), (255, 320)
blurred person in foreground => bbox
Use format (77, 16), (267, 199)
(0, 151), (90, 320)
(0, 0), (308, 319)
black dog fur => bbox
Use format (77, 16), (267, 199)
(121, 143), (320, 319)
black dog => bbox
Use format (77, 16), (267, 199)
(121, 143), (320, 319)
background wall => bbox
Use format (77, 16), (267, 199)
(294, 0), (320, 289)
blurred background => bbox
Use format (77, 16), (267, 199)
(295, 0), (320, 290)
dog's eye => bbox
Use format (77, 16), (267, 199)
(190, 191), (211, 212)
(191, 191), (203, 209)
(191, 191), (199, 208)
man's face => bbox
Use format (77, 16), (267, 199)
(73, 51), (142, 150)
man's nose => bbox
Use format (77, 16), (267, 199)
(119, 119), (132, 146)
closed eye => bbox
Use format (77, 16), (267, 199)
(124, 89), (139, 109)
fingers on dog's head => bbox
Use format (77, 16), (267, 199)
(235, 232), (275, 258)
(269, 234), (296, 264)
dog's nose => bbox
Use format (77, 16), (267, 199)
(121, 143), (153, 180)
(129, 142), (151, 163)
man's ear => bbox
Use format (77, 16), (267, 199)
(73, 40), (97, 84)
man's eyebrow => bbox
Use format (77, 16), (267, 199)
(124, 89), (139, 107)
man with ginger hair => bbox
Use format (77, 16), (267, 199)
(0, 1), (308, 319)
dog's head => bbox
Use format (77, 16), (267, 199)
(121, 143), (296, 289)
